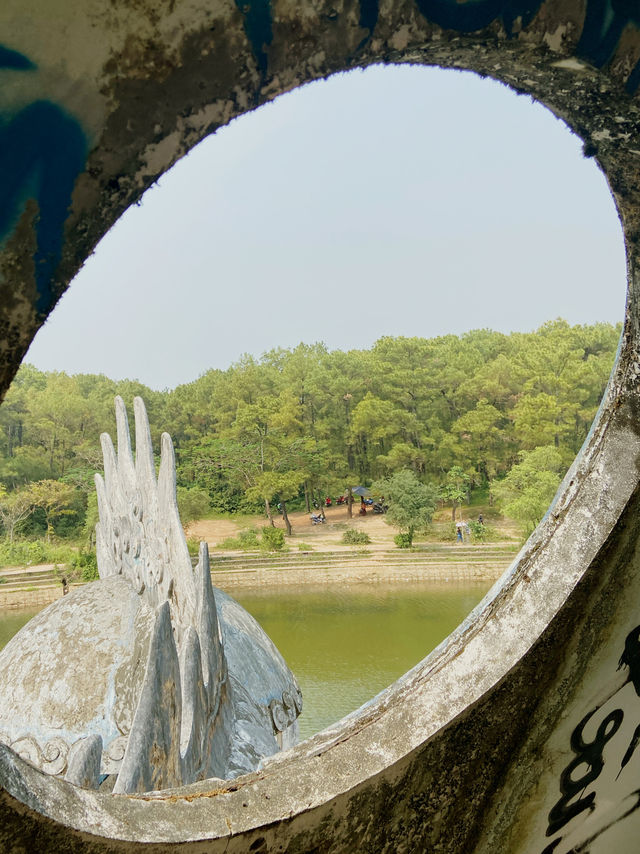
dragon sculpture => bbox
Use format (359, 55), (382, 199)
(0, 397), (301, 792)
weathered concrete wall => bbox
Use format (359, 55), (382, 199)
(2, 1), (640, 851)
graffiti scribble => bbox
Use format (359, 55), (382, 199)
(546, 707), (623, 837)
(542, 624), (640, 852)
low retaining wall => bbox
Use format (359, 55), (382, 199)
(0, 585), (67, 610)
(210, 561), (510, 589)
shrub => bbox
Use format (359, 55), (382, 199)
(472, 522), (498, 543)
(81, 563), (99, 582)
(468, 520), (487, 542)
(297, 542), (313, 551)
(238, 528), (260, 549)
(440, 523), (458, 542)
(22, 541), (47, 565)
(394, 533), (413, 549)
(261, 526), (285, 552)
(70, 549), (99, 581)
(341, 529), (371, 545)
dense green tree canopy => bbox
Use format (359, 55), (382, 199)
(0, 320), (621, 539)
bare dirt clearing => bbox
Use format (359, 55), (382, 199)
(186, 503), (520, 552)
(188, 505), (400, 551)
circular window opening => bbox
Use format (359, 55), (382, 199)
(2, 64), (627, 751)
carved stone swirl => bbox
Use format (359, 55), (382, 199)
(10, 736), (69, 776)
(269, 687), (303, 733)
(102, 735), (128, 775)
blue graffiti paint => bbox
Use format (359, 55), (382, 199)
(355, 0), (543, 42)
(413, 0), (542, 36)
(358, 0), (380, 48)
(0, 101), (87, 313)
(0, 45), (35, 70)
(0, 45), (87, 315)
(234, 0), (273, 75)
(356, 0), (640, 93)
(577, 0), (640, 93)
(626, 59), (640, 94)
(359, 0), (380, 33)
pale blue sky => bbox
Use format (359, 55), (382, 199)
(27, 63), (627, 390)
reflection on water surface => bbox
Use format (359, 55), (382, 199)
(0, 581), (489, 740)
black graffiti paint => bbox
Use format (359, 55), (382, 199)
(542, 624), (640, 851)
(618, 723), (640, 779)
(554, 789), (640, 853)
(546, 707), (624, 838)
(618, 625), (640, 695)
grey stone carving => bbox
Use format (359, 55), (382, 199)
(0, 397), (301, 792)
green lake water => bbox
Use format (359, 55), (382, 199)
(0, 581), (490, 740)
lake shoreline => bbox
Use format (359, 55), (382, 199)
(0, 552), (514, 610)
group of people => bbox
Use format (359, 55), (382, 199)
(309, 493), (386, 523)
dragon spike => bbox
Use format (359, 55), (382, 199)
(179, 626), (207, 766)
(196, 541), (226, 704)
(99, 433), (119, 501)
(157, 432), (177, 512)
(114, 396), (136, 495)
(133, 397), (157, 494)
(113, 601), (183, 794)
(94, 474), (115, 580)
